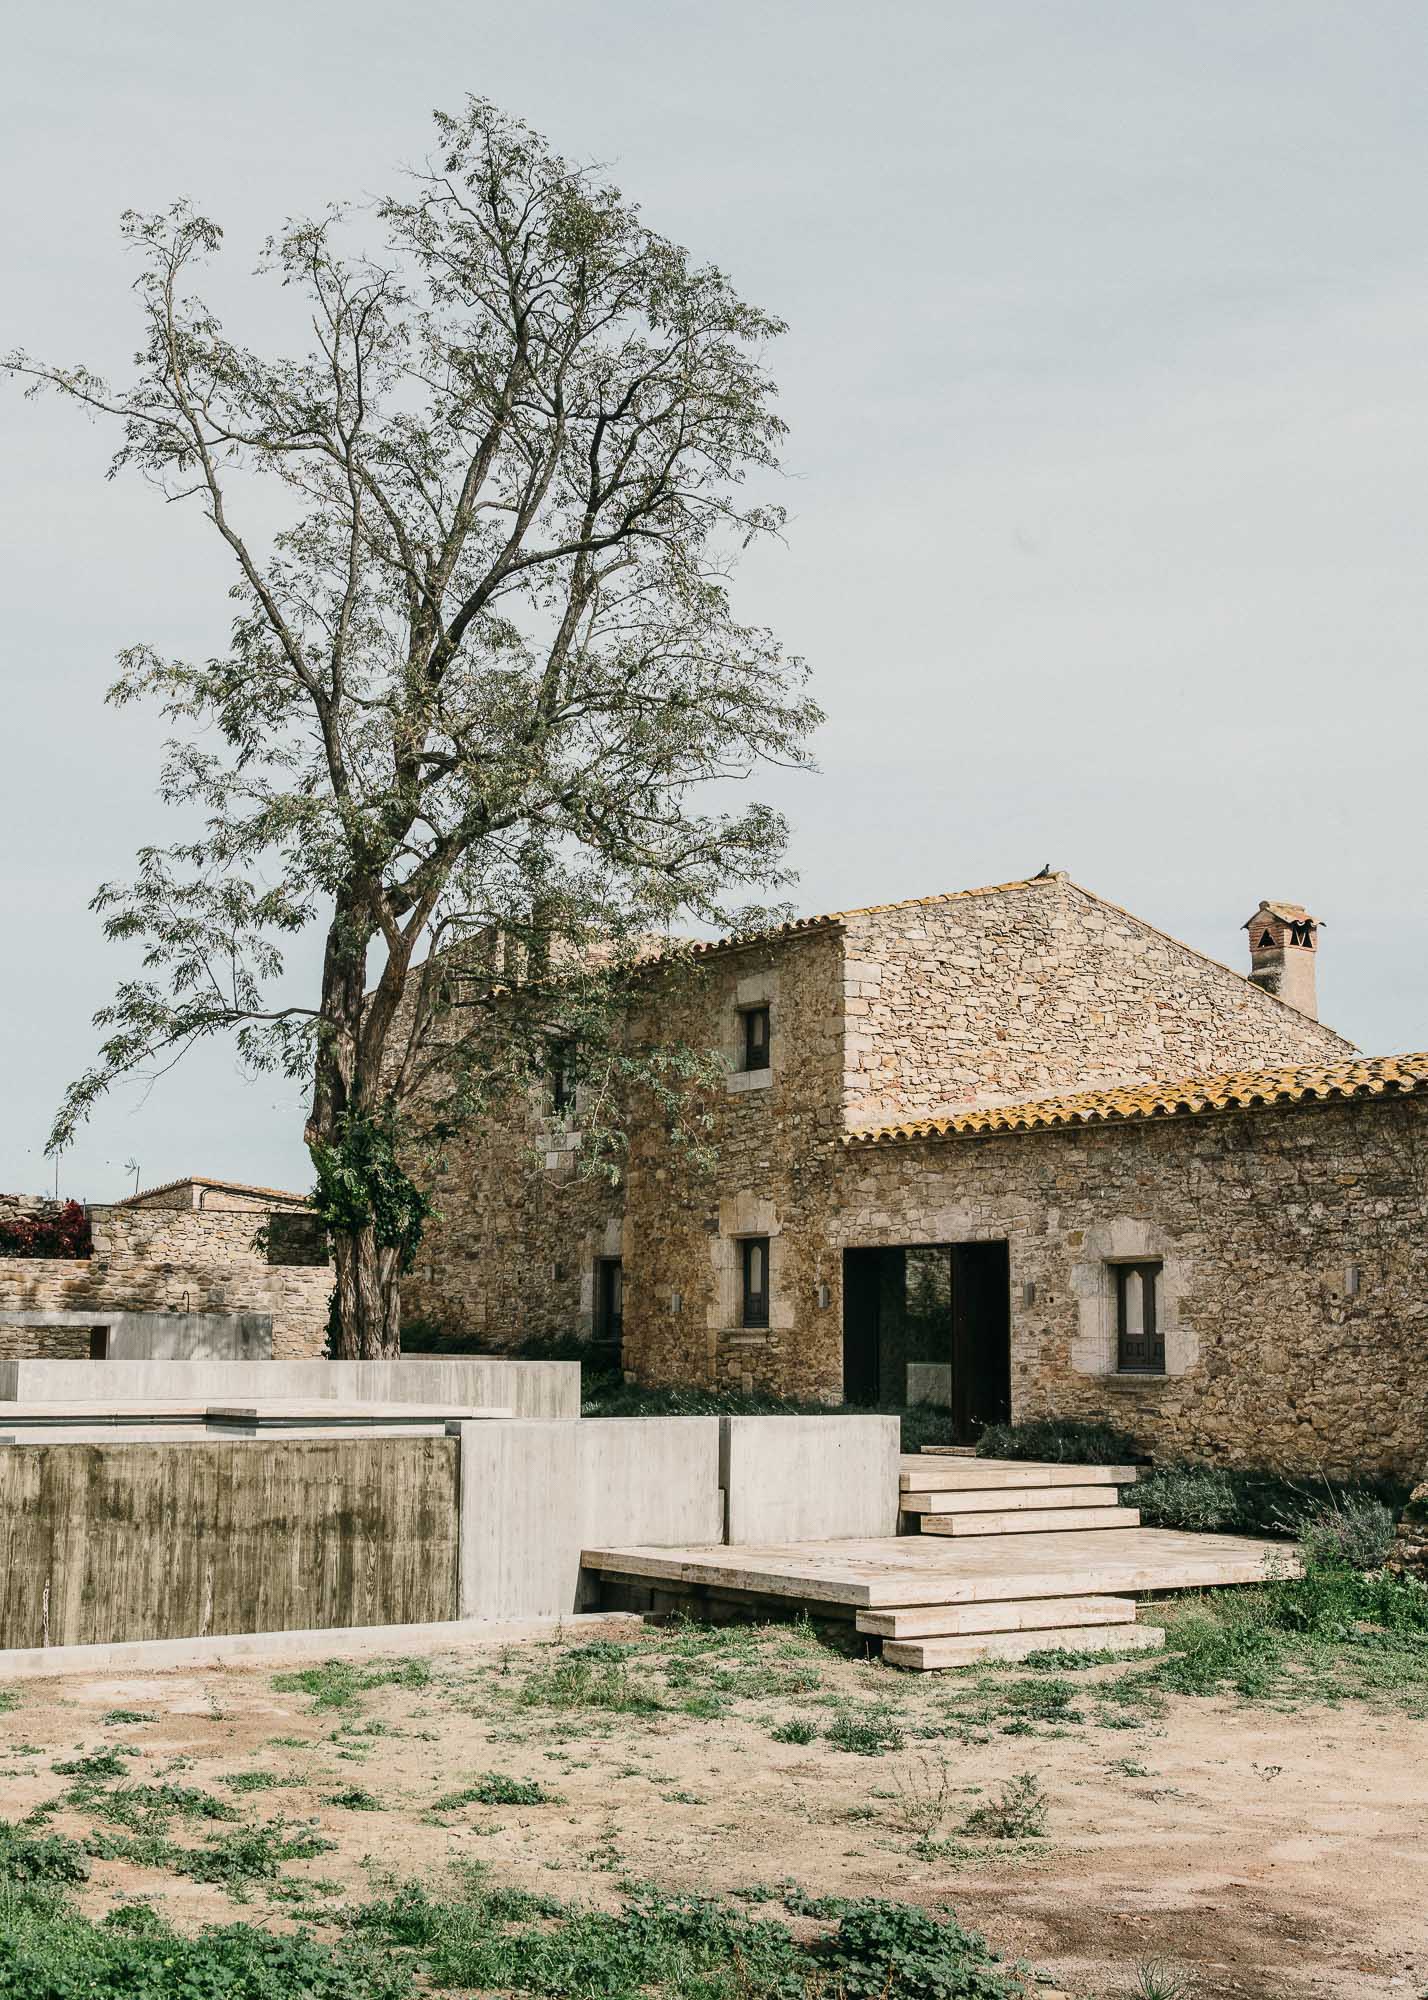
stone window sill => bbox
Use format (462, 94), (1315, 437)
(726, 1068), (773, 1094)
(1100, 1370), (1172, 1390)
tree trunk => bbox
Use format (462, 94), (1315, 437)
(308, 891), (406, 1360)
(331, 1225), (403, 1358)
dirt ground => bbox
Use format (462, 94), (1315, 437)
(1, 1612), (1423, 2000)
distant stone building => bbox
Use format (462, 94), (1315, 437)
(0, 1178), (329, 1361)
(404, 872), (1428, 1477)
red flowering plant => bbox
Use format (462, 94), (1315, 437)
(0, 1200), (92, 1259)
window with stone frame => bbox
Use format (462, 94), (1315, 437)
(741, 1236), (770, 1328)
(1114, 1260), (1164, 1372)
(739, 1004), (771, 1073)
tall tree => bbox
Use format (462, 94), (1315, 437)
(9, 100), (818, 1355)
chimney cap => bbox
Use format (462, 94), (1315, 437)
(1243, 900), (1322, 931)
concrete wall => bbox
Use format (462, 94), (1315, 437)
(0, 1356), (581, 1419)
(0, 1436), (458, 1648)
(0, 1310), (272, 1360)
(720, 1414), (900, 1541)
(455, 1416), (723, 1620)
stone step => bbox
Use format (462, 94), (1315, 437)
(898, 1455), (1137, 1493)
(900, 1484), (1127, 1515)
(883, 1621), (1164, 1672)
(917, 1505), (1140, 1537)
(856, 1593), (1136, 1640)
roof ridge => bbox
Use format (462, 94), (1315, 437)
(844, 1050), (1428, 1149)
(117, 1174), (310, 1207)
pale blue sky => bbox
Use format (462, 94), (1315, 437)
(3, 1), (1425, 1199)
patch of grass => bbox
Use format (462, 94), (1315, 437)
(349, 1867), (1021, 1999)
(995, 1676), (1083, 1726)
(518, 1655), (661, 1715)
(74, 1781), (240, 1831)
(435, 1772), (554, 1809)
(176, 1820), (339, 1890)
(0, 1823), (90, 1885)
(0, 1898), (413, 1998)
(768, 1717), (818, 1745)
(51, 1746), (139, 1780)
(961, 1771), (1048, 1841)
(824, 1710), (905, 1756)
(324, 1785), (385, 1811)
(223, 1769), (301, 1793)
(99, 1709), (155, 1727)
(271, 1657), (432, 1713)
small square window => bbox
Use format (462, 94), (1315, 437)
(1115, 1261), (1164, 1373)
(740, 1005), (770, 1072)
(741, 1236), (770, 1329)
(548, 1041), (576, 1115)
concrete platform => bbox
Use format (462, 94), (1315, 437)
(855, 1593), (1137, 1640)
(883, 1621), (1165, 1671)
(899, 1454), (1137, 1491)
(918, 1504), (1140, 1537)
(584, 1526), (1295, 1610)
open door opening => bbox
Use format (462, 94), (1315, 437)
(841, 1241), (1010, 1442)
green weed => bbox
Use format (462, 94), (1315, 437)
(961, 1772), (1048, 1841)
(51, 1746), (139, 1780)
(324, 1786), (385, 1811)
(768, 1717), (818, 1745)
(824, 1710), (905, 1756)
(271, 1658), (432, 1712)
(99, 1709), (155, 1727)
(434, 1772), (553, 1809)
(0, 1823), (90, 1885)
(518, 1655), (661, 1714)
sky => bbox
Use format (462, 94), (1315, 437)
(3, 1), (1425, 1201)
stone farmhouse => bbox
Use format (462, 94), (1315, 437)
(0, 1177), (329, 1362)
(404, 872), (1428, 1480)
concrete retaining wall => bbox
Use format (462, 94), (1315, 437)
(0, 1311), (272, 1360)
(0, 1356), (580, 1419)
(0, 1436), (458, 1648)
(455, 1416), (723, 1620)
(720, 1414), (900, 1542)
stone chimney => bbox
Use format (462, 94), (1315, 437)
(1244, 900), (1321, 1018)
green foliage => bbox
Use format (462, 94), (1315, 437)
(823, 1710), (906, 1756)
(322, 1787), (384, 1812)
(434, 1773), (553, 1809)
(271, 1657), (431, 1712)
(0, 1900), (413, 1999)
(176, 1821), (337, 1888)
(0, 1826), (89, 1887)
(768, 1718), (818, 1745)
(975, 1418), (1138, 1465)
(581, 1366), (952, 1451)
(960, 1773), (1048, 1841)
(820, 1898), (1017, 1999)
(1131, 1461), (1406, 1541)
(76, 1782), (240, 1831)
(51, 1747), (137, 1780)
(518, 1655), (660, 1715)
(99, 1710), (155, 1727)
(309, 1116), (432, 1276)
(1299, 1494), (1396, 1571)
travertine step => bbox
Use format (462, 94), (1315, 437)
(898, 1455), (1137, 1493)
(884, 1621), (1164, 1672)
(856, 1593), (1136, 1640)
(901, 1484), (1128, 1515)
(918, 1505), (1140, 1537)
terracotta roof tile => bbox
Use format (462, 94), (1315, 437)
(844, 1052), (1428, 1148)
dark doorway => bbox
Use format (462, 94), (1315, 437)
(594, 1257), (623, 1357)
(88, 1327), (109, 1360)
(841, 1240), (1010, 1442)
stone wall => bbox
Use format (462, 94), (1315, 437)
(622, 929), (847, 1396)
(835, 1093), (1428, 1479)
(840, 876), (1353, 1126)
(0, 1205), (330, 1361)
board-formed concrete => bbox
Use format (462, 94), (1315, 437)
(456, 1416), (723, 1620)
(883, 1621), (1165, 1670)
(0, 1356), (580, 1419)
(720, 1414), (900, 1542)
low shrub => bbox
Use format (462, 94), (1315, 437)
(1132, 1463), (1407, 1543)
(1299, 1494), (1396, 1572)
(0, 1200), (91, 1261)
(0, 1901), (412, 1999)
(0, 1825), (89, 1886)
(820, 1897), (1017, 1998)
(960, 1772), (1048, 1841)
(975, 1418), (1138, 1466)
